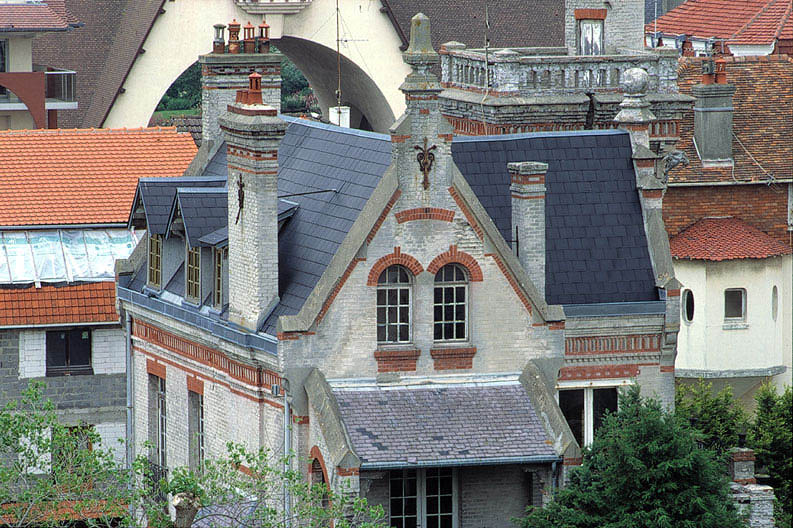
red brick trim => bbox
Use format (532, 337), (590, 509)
(660, 366), (675, 373)
(373, 348), (421, 372)
(667, 289), (681, 297)
(484, 253), (533, 315)
(448, 186), (484, 240)
(575, 8), (607, 19)
(186, 376), (204, 395)
(336, 467), (360, 476)
(733, 477), (757, 485)
(549, 321), (565, 330)
(559, 364), (648, 380)
(395, 207), (455, 224)
(427, 245), (484, 281)
(293, 415), (309, 425)
(430, 347), (477, 370)
(366, 189), (402, 244)
(731, 451), (756, 462)
(634, 159), (656, 168)
(510, 173), (545, 185)
(564, 457), (583, 466)
(565, 334), (662, 356)
(133, 320), (280, 389)
(391, 134), (411, 143)
(367, 247), (424, 286)
(309, 446), (331, 486)
(146, 358), (166, 379)
(226, 145), (277, 161)
(642, 189), (663, 199)
(316, 258), (365, 324)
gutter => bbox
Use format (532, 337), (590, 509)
(0, 223), (128, 230)
(378, 0), (409, 51)
(360, 455), (562, 470)
(0, 320), (119, 330)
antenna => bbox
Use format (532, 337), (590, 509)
(479, 0), (491, 134)
(336, 0), (341, 109)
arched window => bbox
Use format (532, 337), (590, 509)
(311, 458), (329, 510)
(434, 263), (468, 341)
(377, 265), (412, 343)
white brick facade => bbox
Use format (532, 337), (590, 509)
(92, 328), (126, 375)
(95, 421), (127, 464)
(18, 330), (45, 379)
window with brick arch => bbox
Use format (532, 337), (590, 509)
(310, 459), (329, 510)
(377, 265), (412, 343)
(434, 264), (468, 341)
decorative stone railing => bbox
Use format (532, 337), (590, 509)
(440, 43), (679, 96)
(235, 0), (313, 15)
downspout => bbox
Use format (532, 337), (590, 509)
(283, 385), (292, 527)
(125, 312), (135, 514)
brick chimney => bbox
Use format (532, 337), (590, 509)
(200, 23), (282, 145)
(509, 161), (548, 300)
(693, 57), (735, 166)
(219, 73), (286, 331)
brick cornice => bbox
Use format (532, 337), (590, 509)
(427, 245), (484, 281)
(394, 207), (455, 223)
(367, 247), (424, 286)
(574, 8), (607, 19)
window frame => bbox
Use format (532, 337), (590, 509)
(186, 244), (201, 303)
(151, 375), (167, 469)
(557, 380), (629, 447)
(188, 390), (204, 472)
(376, 265), (413, 345)
(389, 468), (459, 528)
(577, 19), (604, 55)
(433, 263), (469, 342)
(682, 289), (695, 324)
(213, 247), (223, 308)
(148, 234), (162, 289)
(724, 288), (747, 321)
(45, 328), (93, 377)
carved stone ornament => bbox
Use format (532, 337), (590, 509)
(235, 174), (245, 224)
(414, 137), (437, 190)
(661, 149), (690, 184)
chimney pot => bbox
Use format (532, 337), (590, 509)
(213, 24), (226, 54)
(258, 19), (271, 53)
(228, 19), (241, 54)
(244, 21), (256, 53)
(714, 57), (727, 84)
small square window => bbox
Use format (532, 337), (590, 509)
(46, 328), (92, 377)
(724, 289), (746, 320)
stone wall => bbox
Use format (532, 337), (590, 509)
(565, 0), (645, 54)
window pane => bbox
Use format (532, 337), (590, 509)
(68, 329), (91, 367)
(455, 323), (465, 338)
(427, 496), (438, 514)
(377, 325), (386, 342)
(399, 307), (409, 324)
(377, 307), (386, 325)
(440, 495), (453, 513)
(455, 304), (465, 320)
(400, 288), (409, 305)
(440, 475), (452, 495)
(434, 305), (443, 321)
(404, 497), (416, 515)
(559, 389), (585, 447)
(426, 476), (438, 495)
(377, 289), (386, 305)
(440, 516), (452, 528)
(405, 476), (416, 496)
(399, 325), (409, 342)
(456, 286), (465, 302)
(444, 288), (453, 303)
(444, 323), (453, 339)
(391, 498), (403, 517)
(434, 324), (442, 340)
(426, 518), (438, 528)
(388, 289), (397, 305)
(388, 307), (397, 323)
(593, 388), (618, 435)
(46, 331), (68, 367)
(725, 290), (744, 318)
(444, 305), (454, 321)
(388, 326), (397, 342)
(378, 270), (388, 284)
(434, 287), (443, 303)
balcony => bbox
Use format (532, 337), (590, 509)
(439, 44), (680, 97)
(0, 66), (77, 112)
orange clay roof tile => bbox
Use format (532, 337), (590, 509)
(0, 127), (196, 227)
(0, 282), (118, 327)
(670, 217), (792, 260)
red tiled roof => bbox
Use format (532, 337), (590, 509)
(670, 217), (793, 260)
(0, 127), (197, 227)
(646, 0), (792, 46)
(0, 0), (78, 32)
(669, 55), (793, 184)
(0, 281), (118, 327)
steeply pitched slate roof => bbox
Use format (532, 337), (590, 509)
(137, 176), (226, 236)
(0, 282), (116, 327)
(0, 127), (196, 227)
(646, 0), (791, 45)
(453, 130), (658, 305)
(0, 0), (79, 32)
(172, 189), (228, 248)
(670, 217), (792, 261)
(668, 56), (793, 185)
(333, 382), (557, 467)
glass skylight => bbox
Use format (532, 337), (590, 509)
(0, 229), (142, 285)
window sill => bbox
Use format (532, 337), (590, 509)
(46, 367), (94, 377)
(373, 347), (421, 373)
(722, 321), (749, 330)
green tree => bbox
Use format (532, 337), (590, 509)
(749, 384), (792, 527)
(675, 379), (749, 456)
(516, 386), (744, 528)
(156, 62), (202, 111)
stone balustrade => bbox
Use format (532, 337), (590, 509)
(440, 43), (679, 96)
(235, 0), (313, 15)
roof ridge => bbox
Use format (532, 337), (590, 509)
(730, 0), (779, 40)
(773, 0), (793, 39)
(0, 125), (182, 135)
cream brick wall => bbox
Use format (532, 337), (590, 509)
(18, 330), (45, 379)
(95, 421), (127, 465)
(565, 0), (646, 54)
(92, 328), (126, 375)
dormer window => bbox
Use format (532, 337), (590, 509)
(148, 234), (162, 288)
(213, 248), (223, 308)
(186, 245), (201, 303)
(434, 264), (468, 341)
(377, 265), (412, 344)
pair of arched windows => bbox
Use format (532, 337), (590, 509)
(376, 263), (469, 344)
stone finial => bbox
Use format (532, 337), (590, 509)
(614, 68), (656, 124)
(403, 13), (438, 66)
(622, 67), (648, 95)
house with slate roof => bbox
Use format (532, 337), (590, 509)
(0, 126), (195, 470)
(661, 55), (792, 406)
(117, 15), (681, 526)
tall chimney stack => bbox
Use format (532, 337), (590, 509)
(509, 161), (548, 300)
(219, 74), (286, 331)
(693, 57), (735, 166)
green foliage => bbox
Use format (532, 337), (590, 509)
(676, 380), (749, 456)
(516, 386), (744, 528)
(156, 62), (202, 111)
(281, 55), (309, 96)
(749, 384), (792, 526)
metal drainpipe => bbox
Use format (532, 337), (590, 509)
(125, 312), (135, 515)
(283, 387), (292, 527)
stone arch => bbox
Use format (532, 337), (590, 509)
(367, 247), (424, 286)
(0, 72), (47, 128)
(427, 245), (484, 282)
(308, 446), (330, 487)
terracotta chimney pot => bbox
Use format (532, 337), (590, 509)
(228, 19), (241, 54)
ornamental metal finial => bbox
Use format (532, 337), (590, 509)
(235, 174), (245, 224)
(414, 137), (437, 190)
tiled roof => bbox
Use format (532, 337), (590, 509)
(0, 0), (79, 32)
(333, 382), (557, 467)
(172, 189), (228, 248)
(0, 127), (196, 227)
(170, 114), (202, 147)
(136, 176), (225, 236)
(669, 56), (793, 185)
(646, 0), (792, 45)
(0, 281), (117, 327)
(670, 217), (792, 260)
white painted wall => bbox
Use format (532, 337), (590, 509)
(95, 421), (127, 464)
(92, 327), (126, 375)
(18, 330), (45, 378)
(6, 35), (33, 71)
(674, 256), (792, 390)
